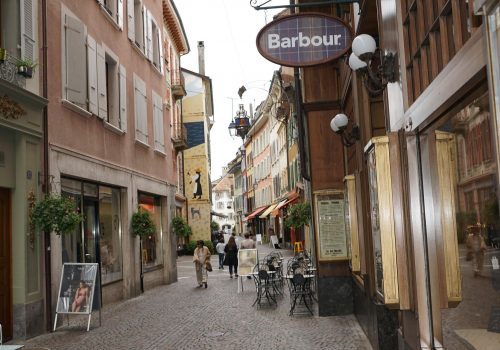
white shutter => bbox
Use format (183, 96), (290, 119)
(142, 7), (147, 54)
(153, 92), (164, 152)
(96, 44), (108, 119)
(117, 0), (123, 29)
(127, 0), (134, 40)
(158, 29), (164, 73)
(134, 76), (147, 143)
(20, 0), (35, 62)
(65, 15), (87, 108)
(97, 0), (103, 4)
(87, 35), (98, 115)
(119, 65), (127, 132)
(146, 9), (153, 60)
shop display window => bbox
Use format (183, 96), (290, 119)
(138, 193), (163, 269)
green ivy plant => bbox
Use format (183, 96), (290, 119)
(131, 210), (156, 237)
(285, 202), (311, 229)
(172, 216), (191, 237)
(31, 194), (83, 235)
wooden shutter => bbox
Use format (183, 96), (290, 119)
(117, 0), (123, 29)
(142, 7), (147, 54)
(119, 65), (127, 132)
(96, 44), (107, 119)
(87, 35), (98, 115)
(146, 9), (153, 60)
(134, 76), (147, 143)
(20, 0), (35, 62)
(158, 28), (164, 73)
(65, 14), (87, 108)
(127, 0), (134, 40)
(153, 92), (164, 152)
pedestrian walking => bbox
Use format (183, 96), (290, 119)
(193, 240), (211, 288)
(224, 236), (239, 278)
(240, 232), (256, 249)
(216, 238), (226, 270)
(466, 225), (487, 277)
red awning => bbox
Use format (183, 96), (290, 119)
(243, 206), (268, 222)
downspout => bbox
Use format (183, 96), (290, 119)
(41, 0), (52, 332)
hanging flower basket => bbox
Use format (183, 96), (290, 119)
(131, 210), (156, 237)
(284, 202), (311, 229)
(31, 194), (83, 235)
(172, 216), (191, 237)
(16, 58), (37, 78)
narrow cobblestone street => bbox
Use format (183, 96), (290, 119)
(19, 245), (372, 350)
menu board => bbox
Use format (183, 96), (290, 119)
(315, 191), (348, 261)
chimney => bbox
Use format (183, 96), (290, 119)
(197, 41), (205, 75)
(249, 103), (254, 120)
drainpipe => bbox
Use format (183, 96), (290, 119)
(41, 0), (52, 332)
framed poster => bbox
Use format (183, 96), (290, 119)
(314, 190), (348, 261)
(238, 249), (258, 276)
(365, 136), (399, 306)
(54, 263), (99, 331)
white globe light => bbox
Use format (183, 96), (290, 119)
(330, 117), (340, 132)
(348, 53), (367, 71)
(334, 113), (349, 129)
(352, 34), (376, 58)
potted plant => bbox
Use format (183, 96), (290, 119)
(16, 58), (37, 78)
(284, 202), (311, 229)
(131, 209), (156, 237)
(31, 194), (83, 235)
(0, 48), (7, 63)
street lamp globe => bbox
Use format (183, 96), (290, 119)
(352, 34), (377, 61)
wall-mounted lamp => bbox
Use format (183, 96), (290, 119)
(330, 113), (360, 147)
(348, 34), (397, 96)
(228, 104), (251, 139)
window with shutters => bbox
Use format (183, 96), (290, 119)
(152, 91), (165, 153)
(99, 0), (123, 28)
(63, 14), (87, 110)
(134, 74), (148, 145)
(151, 20), (160, 69)
(130, 0), (144, 51)
(105, 53), (119, 128)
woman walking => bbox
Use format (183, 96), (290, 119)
(224, 236), (239, 278)
(193, 240), (211, 288)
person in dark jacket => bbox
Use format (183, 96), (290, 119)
(224, 236), (239, 278)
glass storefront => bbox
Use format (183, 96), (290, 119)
(61, 178), (123, 285)
(419, 91), (500, 349)
(138, 193), (163, 269)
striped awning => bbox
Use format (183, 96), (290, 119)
(243, 206), (267, 222)
(271, 193), (300, 217)
(259, 204), (278, 218)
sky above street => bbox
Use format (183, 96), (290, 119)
(175, 0), (290, 180)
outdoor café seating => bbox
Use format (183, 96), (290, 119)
(288, 273), (313, 316)
(252, 266), (277, 308)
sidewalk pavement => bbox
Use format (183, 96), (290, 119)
(17, 243), (372, 350)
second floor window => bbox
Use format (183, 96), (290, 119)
(134, 75), (148, 144)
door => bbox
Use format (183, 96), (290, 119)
(0, 188), (12, 341)
(83, 198), (99, 264)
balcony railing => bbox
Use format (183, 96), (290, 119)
(171, 122), (188, 151)
(0, 56), (26, 89)
(171, 74), (186, 100)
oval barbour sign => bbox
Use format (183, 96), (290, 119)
(256, 13), (353, 67)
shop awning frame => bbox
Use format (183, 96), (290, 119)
(243, 206), (268, 222)
(259, 203), (278, 218)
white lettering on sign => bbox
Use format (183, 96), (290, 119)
(268, 32), (342, 49)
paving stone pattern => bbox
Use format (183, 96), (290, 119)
(21, 244), (372, 350)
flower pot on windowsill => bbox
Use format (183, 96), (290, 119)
(17, 65), (33, 78)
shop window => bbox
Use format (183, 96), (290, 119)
(61, 178), (123, 285)
(138, 193), (163, 269)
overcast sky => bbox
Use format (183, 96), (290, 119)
(175, 0), (289, 180)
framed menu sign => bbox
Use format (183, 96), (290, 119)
(314, 190), (348, 261)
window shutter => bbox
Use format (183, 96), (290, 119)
(117, 0), (123, 29)
(158, 29), (164, 73)
(127, 0), (134, 40)
(87, 35), (98, 115)
(119, 65), (127, 132)
(134, 76), (148, 143)
(153, 92), (164, 152)
(96, 44), (107, 119)
(65, 15), (87, 108)
(146, 9), (153, 60)
(20, 0), (35, 62)
(142, 7), (147, 54)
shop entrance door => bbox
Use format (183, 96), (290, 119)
(83, 198), (99, 264)
(0, 188), (12, 341)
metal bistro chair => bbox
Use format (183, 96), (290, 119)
(289, 273), (313, 316)
(252, 267), (277, 308)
